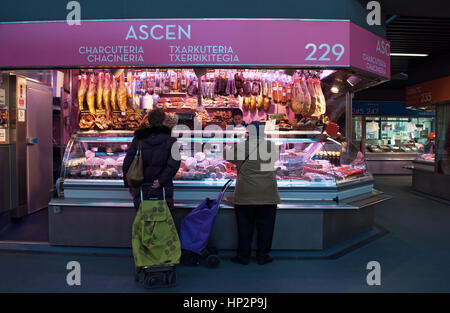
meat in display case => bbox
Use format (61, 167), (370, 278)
(58, 128), (373, 203)
(60, 130), (131, 180)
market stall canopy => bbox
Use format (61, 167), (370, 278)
(0, 19), (390, 82)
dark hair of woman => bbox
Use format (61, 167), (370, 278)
(148, 108), (166, 127)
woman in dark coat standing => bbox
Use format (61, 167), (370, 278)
(122, 109), (181, 212)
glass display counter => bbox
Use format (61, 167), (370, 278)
(50, 128), (389, 249)
(57, 129), (375, 203)
(353, 116), (435, 174)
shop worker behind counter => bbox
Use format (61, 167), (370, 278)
(231, 108), (247, 128)
(122, 109), (181, 213)
(224, 121), (280, 265)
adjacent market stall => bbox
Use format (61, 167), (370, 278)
(352, 101), (435, 174)
(406, 76), (450, 201)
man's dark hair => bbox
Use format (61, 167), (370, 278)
(231, 108), (243, 118)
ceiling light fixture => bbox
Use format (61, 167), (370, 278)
(390, 53), (429, 57)
(330, 86), (339, 94)
(320, 70), (336, 80)
(346, 75), (361, 87)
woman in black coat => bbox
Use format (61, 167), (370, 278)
(122, 109), (181, 211)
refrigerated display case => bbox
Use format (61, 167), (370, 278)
(51, 124), (388, 249)
(353, 116), (435, 174)
(58, 129), (375, 202)
(413, 149), (435, 172)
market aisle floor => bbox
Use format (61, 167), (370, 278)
(0, 175), (449, 293)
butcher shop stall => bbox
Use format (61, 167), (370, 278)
(0, 19), (392, 252)
(405, 76), (450, 202)
(352, 101), (435, 175)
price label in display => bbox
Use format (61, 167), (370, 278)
(305, 43), (345, 61)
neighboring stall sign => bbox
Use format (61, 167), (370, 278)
(406, 76), (450, 107)
(0, 19), (390, 79)
(352, 101), (435, 117)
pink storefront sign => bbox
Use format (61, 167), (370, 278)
(0, 19), (390, 78)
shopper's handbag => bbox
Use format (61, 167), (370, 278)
(132, 186), (181, 268)
(126, 140), (144, 188)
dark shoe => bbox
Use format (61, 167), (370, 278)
(230, 256), (249, 265)
(257, 255), (273, 265)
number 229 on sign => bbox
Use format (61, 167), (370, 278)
(305, 43), (345, 61)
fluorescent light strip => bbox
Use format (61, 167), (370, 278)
(390, 53), (428, 57)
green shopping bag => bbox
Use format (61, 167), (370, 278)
(132, 187), (181, 268)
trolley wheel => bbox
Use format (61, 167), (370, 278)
(206, 254), (220, 268)
(144, 274), (159, 289)
(207, 246), (219, 255)
(135, 268), (146, 283)
(167, 271), (177, 285)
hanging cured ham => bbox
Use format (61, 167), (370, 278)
(286, 83), (292, 103)
(300, 74), (311, 116)
(250, 95), (257, 112)
(271, 82), (279, 103)
(118, 74), (128, 112)
(243, 96), (250, 111)
(86, 75), (96, 115)
(261, 79), (271, 111)
(103, 73), (111, 114)
(132, 76), (140, 109)
(307, 77), (318, 117)
(291, 74), (304, 115)
(314, 79), (327, 116)
(110, 75), (118, 111)
(77, 74), (87, 111)
(256, 82), (263, 110)
(96, 73), (104, 110)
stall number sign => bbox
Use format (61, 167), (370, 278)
(18, 109), (25, 122)
(305, 43), (345, 62)
(420, 92), (433, 104)
(352, 103), (380, 115)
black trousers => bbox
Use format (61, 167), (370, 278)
(234, 204), (277, 260)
